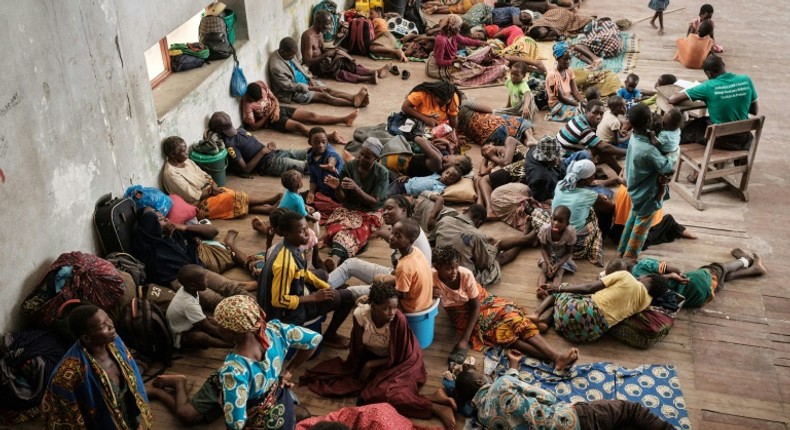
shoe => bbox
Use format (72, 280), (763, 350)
(401, 70), (410, 80)
(389, 65), (400, 76)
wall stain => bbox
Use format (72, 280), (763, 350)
(0, 135), (7, 158)
(0, 92), (21, 116)
(43, 83), (51, 103)
(0, 169), (5, 184)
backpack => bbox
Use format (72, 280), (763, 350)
(403, 0), (426, 34)
(105, 252), (146, 288)
(311, 0), (341, 42)
(199, 15), (232, 60)
(168, 42), (210, 59)
(119, 298), (174, 368)
(339, 17), (375, 55)
(170, 54), (205, 72)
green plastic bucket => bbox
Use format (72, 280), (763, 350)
(222, 9), (236, 45)
(190, 149), (229, 187)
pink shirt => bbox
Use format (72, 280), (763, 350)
(433, 266), (480, 308)
(433, 34), (484, 67)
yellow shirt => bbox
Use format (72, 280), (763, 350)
(591, 271), (652, 326)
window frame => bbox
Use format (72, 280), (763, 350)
(149, 38), (172, 89)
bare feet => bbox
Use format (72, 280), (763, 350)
(324, 257), (337, 272)
(251, 216), (270, 235)
(658, 28), (665, 36)
(329, 130), (348, 145)
(362, 88), (371, 107)
(223, 229), (238, 247)
(680, 229), (697, 239)
(730, 248), (753, 265)
(399, 51), (409, 62)
(429, 388), (458, 410)
(751, 253), (767, 275)
(586, 57), (603, 70)
(353, 88), (367, 108)
(344, 109), (359, 127)
(554, 347), (579, 372)
(432, 403), (457, 430)
(322, 333), (350, 349)
(152, 374), (187, 389)
(650, 20), (658, 29)
(536, 285), (549, 300)
(377, 64), (391, 79)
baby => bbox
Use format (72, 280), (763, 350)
(650, 108), (683, 202)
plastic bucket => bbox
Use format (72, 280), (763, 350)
(285, 315), (325, 360)
(221, 9), (236, 45)
(190, 149), (228, 187)
(405, 298), (441, 349)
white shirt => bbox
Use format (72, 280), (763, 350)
(166, 287), (206, 346)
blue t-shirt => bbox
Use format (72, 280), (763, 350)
(404, 173), (446, 196)
(308, 145), (344, 196)
(551, 185), (599, 231)
(278, 190), (308, 216)
(617, 87), (642, 107)
(290, 60), (309, 85)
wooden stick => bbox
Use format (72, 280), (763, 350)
(631, 6), (686, 24)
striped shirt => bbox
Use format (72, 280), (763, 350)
(556, 114), (601, 151)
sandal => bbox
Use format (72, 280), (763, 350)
(448, 345), (469, 365)
(401, 70), (411, 80)
(389, 65), (400, 76)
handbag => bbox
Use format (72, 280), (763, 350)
(230, 61), (247, 97)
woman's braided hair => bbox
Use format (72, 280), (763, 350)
(409, 81), (463, 115)
(388, 195), (414, 218)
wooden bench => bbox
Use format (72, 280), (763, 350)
(670, 115), (765, 210)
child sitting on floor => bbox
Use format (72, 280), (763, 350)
(497, 61), (536, 119)
(650, 108), (682, 202)
(279, 169), (320, 236)
(388, 165), (464, 197)
(617, 73), (644, 109)
(537, 206), (576, 291)
(166, 265), (232, 349)
(688, 3), (723, 53)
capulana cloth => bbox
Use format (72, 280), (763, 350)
(214, 295), (270, 350)
(440, 14), (463, 32)
(558, 159), (596, 190)
(553, 40), (570, 59)
(362, 137), (384, 157)
(534, 135), (562, 162)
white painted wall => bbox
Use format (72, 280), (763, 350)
(0, 0), (335, 331)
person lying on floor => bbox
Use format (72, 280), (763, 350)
(161, 136), (281, 219)
(166, 264), (232, 350)
(241, 81), (358, 137)
(448, 349), (675, 430)
(207, 111), (307, 178)
(130, 209), (254, 311)
(43, 305), (152, 429)
(530, 260), (669, 343)
(259, 211), (354, 349)
(432, 246), (579, 371)
(387, 164), (464, 197)
(268, 37), (370, 107)
(300, 282), (457, 430)
(478, 136), (527, 177)
(147, 295), (320, 428)
(327, 196), (432, 293)
(435, 204), (534, 286)
(379, 135), (473, 182)
(616, 249), (767, 308)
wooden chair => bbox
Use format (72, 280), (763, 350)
(670, 115), (765, 210)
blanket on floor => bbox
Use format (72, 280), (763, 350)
(570, 32), (640, 73)
(481, 348), (690, 430)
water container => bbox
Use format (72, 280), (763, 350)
(405, 298), (441, 349)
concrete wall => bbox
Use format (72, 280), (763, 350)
(0, 0), (332, 331)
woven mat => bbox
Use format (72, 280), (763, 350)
(480, 347), (691, 430)
(570, 32), (641, 73)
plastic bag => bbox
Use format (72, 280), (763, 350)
(124, 185), (173, 216)
(230, 62), (248, 97)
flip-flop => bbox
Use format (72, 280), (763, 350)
(389, 65), (400, 76)
(401, 70), (411, 80)
(448, 345), (469, 365)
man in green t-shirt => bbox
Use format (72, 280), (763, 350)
(669, 55), (759, 151)
(620, 248), (766, 307)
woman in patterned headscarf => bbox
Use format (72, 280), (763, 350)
(215, 295), (323, 430)
(146, 295), (323, 428)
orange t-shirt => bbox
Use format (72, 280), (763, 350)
(395, 247), (434, 313)
(406, 91), (460, 123)
(371, 17), (389, 37)
(545, 67), (574, 108)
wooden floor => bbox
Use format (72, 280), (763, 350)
(19, 1), (790, 428)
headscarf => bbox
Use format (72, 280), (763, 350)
(484, 25), (499, 39)
(558, 159), (595, 191)
(553, 40), (569, 59)
(214, 295), (270, 350)
(533, 136), (562, 162)
(361, 137), (383, 157)
(440, 14), (463, 33)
